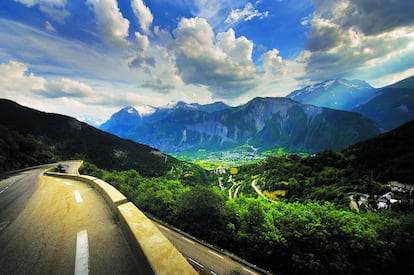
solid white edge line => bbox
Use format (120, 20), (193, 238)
(74, 190), (83, 203)
(158, 224), (171, 232)
(188, 258), (204, 269)
(182, 236), (195, 244)
(243, 267), (259, 275)
(207, 249), (224, 259)
(75, 230), (89, 275)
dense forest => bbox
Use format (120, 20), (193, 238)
(80, 151), (414, 275)
(0, 125), (59, 174)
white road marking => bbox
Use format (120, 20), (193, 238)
(207, 249), (224, 259)
(188, 258), (204, 269)
(182, 236), (195, 244)
(0, 221), (10, 232)
(0, 182), (14, 195)
(243, 267), (259, 275)
(159, 224), (170, 232)
(74, 190), (83, 203)
(75, 230), (89, 275)
(63, 181), (72, 186)
(210, 271), (218, 275)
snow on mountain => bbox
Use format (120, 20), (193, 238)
(287, 78), (377, 111)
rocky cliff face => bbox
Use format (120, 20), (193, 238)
(99, 97), (381, 153)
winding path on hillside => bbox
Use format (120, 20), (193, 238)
(251, 179), (273, 202)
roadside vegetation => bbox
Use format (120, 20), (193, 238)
(80, 148), (414, 275)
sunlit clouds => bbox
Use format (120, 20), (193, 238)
(0, 0), (413, 123)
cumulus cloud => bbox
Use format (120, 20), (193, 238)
(86, 0), (130, 47)
(131, 0), (153, 35)
(128, 32), (155, 69)
(14, 0), (69, 23)
(304, 0), (414, 82)
(38, 78), (93, 98)
(0, 60), (45, 93)
(260, 49), (285, 75)
(173, 17), (258, 98)
(225, 2), (269, 25)
(336, 0), (414, 36)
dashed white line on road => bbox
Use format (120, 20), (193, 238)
(75, 230), (89, 275)
(0, 183), (14, 195)
(243, 267), (259, 275)
(0, 221), (10, 232)
(207, 249), (224, 259)
(182, 236), (195, 244)
(63, 181), (72, 186)
(188, 258), (204, 269)
(74, 190), (83, 203)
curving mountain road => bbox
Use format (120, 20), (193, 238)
(0, 165), (143, 274)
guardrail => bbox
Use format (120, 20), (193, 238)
(44, 171), (197, 275)
(148, 214), (273, 275)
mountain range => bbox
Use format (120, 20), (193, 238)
(1, 97), (413, 183)
(0, 99), (178, 176)
(100, 97), (380, 154)
(99, 75), (413, 154)
(287, 76), (414, 130)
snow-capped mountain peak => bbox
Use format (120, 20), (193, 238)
(287, 78), (376, 111)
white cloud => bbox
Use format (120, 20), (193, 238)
(260, 49), (285, 75)
(303, 0), (414, 82)
(131, 0), (153, 35)
(38, 78), (93, 98)
(45, 20), (56, 32)
(14, 0), (69, 23)
(0, 60), (45, 94)
(173, 17), (259, 99)
(135, 31), (149, 52)
(128, 32), (155, 69)
(86, 0), (130, 47)
(225, 2), (269, 25)
(191, 0), (235, 30)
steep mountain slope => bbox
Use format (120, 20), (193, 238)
(353, 76), (414, 130)
(99, 106), (142, 141)
(286, 76), (414, 131)
(0, 99), (177, 175)
(286, 78), (377, 110)
(343, 120), (414, 182)
(388, 75), (414, 89)
(100, 97), (381, 154)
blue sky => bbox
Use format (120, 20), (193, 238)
(1, 0), (414, 124)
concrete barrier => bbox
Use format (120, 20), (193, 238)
(44, 171), (197, 275)
(118, 202), (197, 275)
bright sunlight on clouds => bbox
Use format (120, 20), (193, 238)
(0, 0), (413, 124)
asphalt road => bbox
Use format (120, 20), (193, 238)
(154, 222), (264, 275)
(0, 168), (143, 274)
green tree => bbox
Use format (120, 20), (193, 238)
(175, 186), (228, 243)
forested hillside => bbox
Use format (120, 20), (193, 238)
(0, 125), (59, 173)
